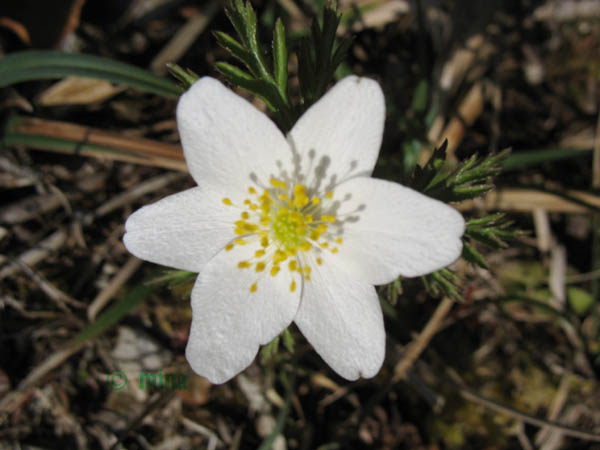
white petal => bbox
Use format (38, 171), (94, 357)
(177, 77), (291, 190)
(294, 256), (385, 380)
(287, 76), (385, 188)
(332, 177), (465, 284)
(123, 186), (240, 272)
(186, 243), (300, 384)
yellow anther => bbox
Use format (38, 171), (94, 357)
(299, 241), (312, 251)
(274, 250), (287, 264)
(269, 178), (287, 190)
(316, 224), (328, 234)
(293, 184), (306, 196)
(292, 184), (309, 208)
(229, 180), (343, 293)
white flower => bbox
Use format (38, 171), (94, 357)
(123, 75), (465, 384)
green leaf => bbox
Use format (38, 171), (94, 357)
(260, 336), (280, 364)
(422, 269), (462, 300)
(411, 80), (428, 112)
(214, 31), (256, 74)
(567, 287), (594, 316)
(462, 241), (488, 269)
(166, 63), (199, 90)
(282, 328), (295, 353)
(502, 148), (590, 171)
(215, 62), (278, 111)
(273, 18), (288, 99)
(297, 3), (348, 109)
(0, 50), (181, 97)
(146, 269), (196, 286)
(71, 285), (152, 345)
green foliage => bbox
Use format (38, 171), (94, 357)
(409, 142), (510, 203)
(409, 144), (522, 299)
(568, 287), (594, 316)
(463, 213), (522, 269)
(167, 63), (200, 89)
(214, 0), (350, 131)
(214, 0), (293, 129)
(260, 328), (295, 364)
(297, 4), (352, 109)
(422, 268), (463, 300)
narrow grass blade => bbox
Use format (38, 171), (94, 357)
(71, 285), (152, 345)
(502, 148), (590, 170)
(0, 50), (181, 97)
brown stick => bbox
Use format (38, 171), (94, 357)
(392, 297), (455, 382)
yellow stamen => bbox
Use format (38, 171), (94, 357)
(228, 183), (344, 292)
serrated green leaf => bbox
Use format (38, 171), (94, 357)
(214, 31), (257, 73)
(215, 62), (279, 112)
(466, 213), (506, 228)
(452, 184), (493, 199)
(331, 37), (352, 70)
(225, 3), (248, 47)
(166, 63), (199, 89)
(462, 242), (488, 269)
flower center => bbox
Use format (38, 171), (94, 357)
(222, 177), (342, 293)
(272, 209), (308, 252)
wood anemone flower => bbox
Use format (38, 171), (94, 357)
(123, 76), (465, 383)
